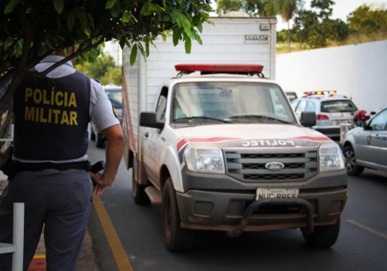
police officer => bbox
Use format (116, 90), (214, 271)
(0, 50), (124, 270)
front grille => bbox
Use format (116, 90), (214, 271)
(225, 150), (318, 182)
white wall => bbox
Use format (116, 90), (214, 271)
(276, 40), (387, 113)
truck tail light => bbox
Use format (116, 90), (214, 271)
(317, 114), (329, 120)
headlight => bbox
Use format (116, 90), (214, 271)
(319, 143), (345, 172)
(184, 145), (225, 173)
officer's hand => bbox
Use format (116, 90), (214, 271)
(0, 145), (12, 169)
(94, 184), (106, 196)
(90, 172), (107, 196)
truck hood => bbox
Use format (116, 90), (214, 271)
(175, 124), (331, 151)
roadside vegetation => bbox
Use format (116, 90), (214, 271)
(74, 54), (122, 86)
(214, 0), (387, 53)
(80, 1), (387, 83)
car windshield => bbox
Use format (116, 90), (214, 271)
(320, 100), (357, 113)
(171, 82), (296, 124)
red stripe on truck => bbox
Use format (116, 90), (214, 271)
(177, 137), (239, 152)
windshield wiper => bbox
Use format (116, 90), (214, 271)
(228, 114), (291, 124)
(174, 116), (230, 123)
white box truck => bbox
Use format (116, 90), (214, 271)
(121, 15), (348, 252)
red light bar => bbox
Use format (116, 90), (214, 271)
(175, 64), (264, 73)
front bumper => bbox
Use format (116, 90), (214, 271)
(176, 170), (348, 236)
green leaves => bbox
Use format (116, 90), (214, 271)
(184, 38), (192, 54)
(4, 0), (20, 14)
(169, 9), (205, 53)
(0, 0), (212, 87)
(130, 45), (137, 65)
(140, 1), (166, 16)
(53, 0), (64, 14)
(105, 0), (118, 9)
(66, 7), (91, 37)
(171, 10), (192, 39)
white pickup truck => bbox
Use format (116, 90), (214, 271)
(123, 63), (348, 252)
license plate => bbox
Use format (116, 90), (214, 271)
(256, 188), (299, 200)
(340, 120), (353, 125)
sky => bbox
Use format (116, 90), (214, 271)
(276, 0), (387, 30)
(329, 0), (386, 19)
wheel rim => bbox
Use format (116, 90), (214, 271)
(344, 148), (356, 172)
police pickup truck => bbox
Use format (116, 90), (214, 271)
(125, 64), (348, 252)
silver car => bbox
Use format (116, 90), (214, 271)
(91, 85), (123, 148)
(342, 107), (387, 175)
(291, 91), (358, 141)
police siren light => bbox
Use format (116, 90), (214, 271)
(304, 90), (337, 97)
(175, 64), (265, 77)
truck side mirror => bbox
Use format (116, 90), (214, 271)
(140, 112), (164, 129)
(300, 111), (316, 127)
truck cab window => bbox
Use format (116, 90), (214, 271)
(156, 94), (167, 122)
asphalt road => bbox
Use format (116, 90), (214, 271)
(86, 142), (387, 271)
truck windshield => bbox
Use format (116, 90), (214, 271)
(171, 82), (296, 124)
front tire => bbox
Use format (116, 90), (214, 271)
(302, 219), (341, 248)
(162, 178), (194, 252)
(343, 144), (364, 176)
(132, 168), (149, 205)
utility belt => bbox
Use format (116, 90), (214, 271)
(6, 160), (92, 180)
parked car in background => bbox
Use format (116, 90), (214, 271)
(91, 85), (123, 148)
(104, 85), (123, 122)
(291, 90), (358, 141)
(341, 107), (387, 176)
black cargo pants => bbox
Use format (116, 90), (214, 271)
(0, 168), (93, 271)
